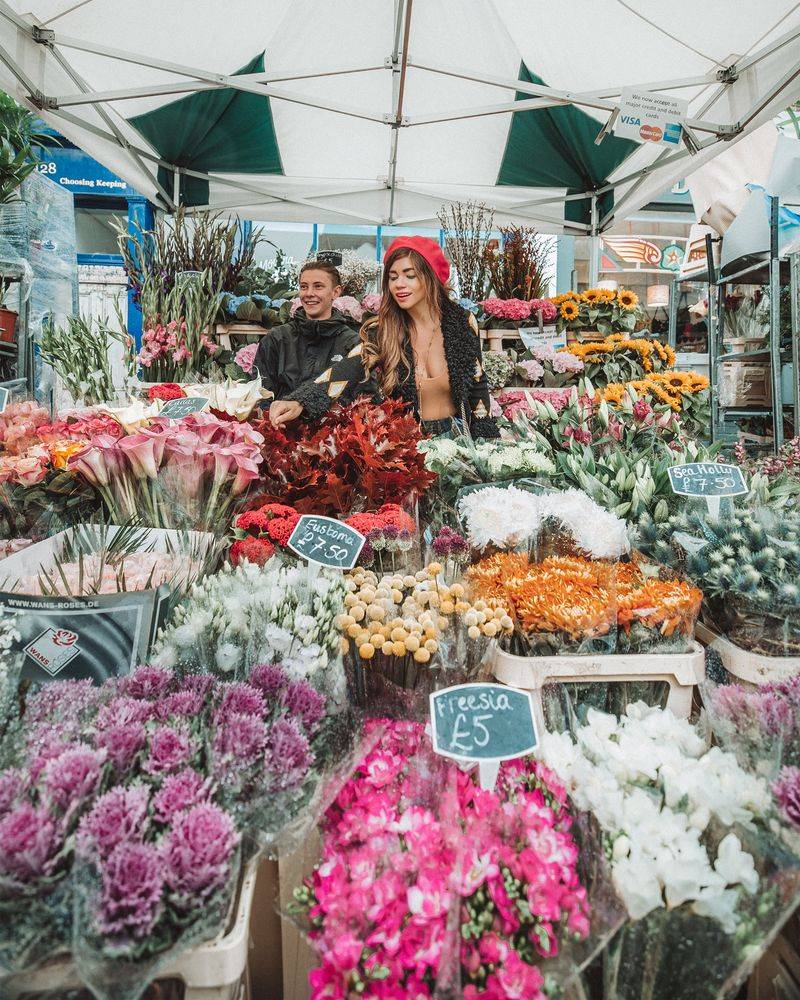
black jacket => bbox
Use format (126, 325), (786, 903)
(287, 297), (499, 439)
(253, 308), (362, 401)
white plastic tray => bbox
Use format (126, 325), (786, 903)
(492, 642), (705, 730)
(697, 622), (800, 686)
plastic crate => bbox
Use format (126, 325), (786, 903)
(492, 642), (705, 732)
(697, 622), (800, 687)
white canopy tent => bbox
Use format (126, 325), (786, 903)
(0, 0), (799, 236)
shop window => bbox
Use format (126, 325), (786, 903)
(75, 208), (125, 256)
(316, 225), (376, 260)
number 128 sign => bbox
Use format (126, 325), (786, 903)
(287, 514), (365, 570)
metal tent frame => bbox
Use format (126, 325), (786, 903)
(0, 0), (799, 234)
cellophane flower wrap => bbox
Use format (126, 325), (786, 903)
(254, 398), (436, 517)
(538, 703), (800, 1000)
(337, 564), (513, 714)
(292, 720), (592, 999)
(67, 411), (264, 532)
(152, 558), (347, 695)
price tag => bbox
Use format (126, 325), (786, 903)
(518, 325), (566, 351)
(0, 387), (8, 415)
(668, 462), (747, 518)
(159, 396), (209, 420)
(287, 514), (365, 571)
(429, 682), (538, 790)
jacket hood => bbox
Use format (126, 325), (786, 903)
(291, 308), (355, 339)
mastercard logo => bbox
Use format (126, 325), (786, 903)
(640, 124), (663, 142)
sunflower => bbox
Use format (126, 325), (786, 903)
(603, 383), (627, 408)
(617, 288), (639, 311)
(560, 300), (580, 321)
(582, 288), (601, 303)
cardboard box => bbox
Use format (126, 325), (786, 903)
(0, 524), (214, 684)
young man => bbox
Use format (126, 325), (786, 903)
(254, 260), (363, 428)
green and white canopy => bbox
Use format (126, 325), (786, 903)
(0, 0), (799, 233)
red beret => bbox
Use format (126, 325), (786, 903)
(384, 236), (451, 286)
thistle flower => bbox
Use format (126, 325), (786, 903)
(94, 723), (146, 773)
(215, 682), (266, 721)
(250, 662), (289, 701)
(212, 713), (268, 769)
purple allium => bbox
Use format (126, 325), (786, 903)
(0, 769), (22, 812)
(265, 718), (313, 792)
(94, 723), (146, 773)
(143, 726), (195, 776)
(0, 803), (60, 882)
(42, 745), (104, 811)
(212, 713), (267, 768)
(152, 769), (209, 824)
(25, 679), (99, 728)
(154, 690), (206, 722)
(95, 696), (153, 730)
(118, 665), (175, 701)
(162, 803), (237, 901)
(281, 680), (326, 734)
(215, 682), (266, 720)
(97, 840), (164, 938)
(249, 663), (289, 701)
(431, 526), (469, 559)
(773, 766), (800, 827)
(77, 785), (150, 860)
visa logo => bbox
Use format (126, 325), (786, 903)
(620, 116), (641, 125)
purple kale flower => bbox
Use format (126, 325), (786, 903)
(178, 673), (217, 700)
(212, 713), (268, 770)
(710, 684), (759, 724)
(0, 769), (23, 812)
(94, 723), (146, 774)
(249, 663), (289, 701)
(215, 681), (266, 720)
(25, 680), (99, 728)
(0, 803), (60, 883)
(162, 803), (238, 902)
(77, 785), (150, 860)
(773, 766), (800, 827)
(758, 692), (794, 737)
(265, 718), (313, 792)
(118, 665), (175, 701)
(152, 769), (209, 824)
(95, 696), (153, 730)
(281, 681), (326, 734)
(42, 745), (104, 811)
(96, 841), (165, 938)
(154, 690), (206, 722)
(143, 726), (195, 776)
(27, 729), (75, 783)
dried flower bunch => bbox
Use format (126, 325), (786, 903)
(437, 200), (495, 300)
(483, 225), (552, 301)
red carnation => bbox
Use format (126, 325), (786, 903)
(230, 536), (275, 567)
(149, 383), (186, 402)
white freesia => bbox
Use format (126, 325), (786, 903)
(536, 703), (771, 932)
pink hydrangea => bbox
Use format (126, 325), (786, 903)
(97, 840), (165, 938)
(516, 359), (545, 384)
(162, 803), (238, 901)
(361, 293), (382, 314)
(479, 298), (532, 321)
(551, 352), (584, 374)
(333, 296), (365, 322)
(528, 299), (557, 323)
(235, 343), (258, 374)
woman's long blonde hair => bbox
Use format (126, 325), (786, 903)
(361, 247), (449, 396)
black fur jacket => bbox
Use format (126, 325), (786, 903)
(284, 297), (499, 439)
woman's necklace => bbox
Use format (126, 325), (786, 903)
(412, 323), (440, 380)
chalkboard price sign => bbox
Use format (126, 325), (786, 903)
(287, 514), (365, 570)
(159, 396), (209, 420)
(668, 462), (747, 498)
(429, 682), (538, 772)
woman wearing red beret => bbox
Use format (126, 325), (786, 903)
(269, 236), (499, 439)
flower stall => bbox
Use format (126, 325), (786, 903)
(4, 234), (800, 1000)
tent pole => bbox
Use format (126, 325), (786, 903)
(734, 56), (800, 131)
(386, 0), (413, 224)
(588, 196), (600, 287)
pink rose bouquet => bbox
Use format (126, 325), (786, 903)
(67, 412), (264, 531)
(293, 720), (589, 998)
